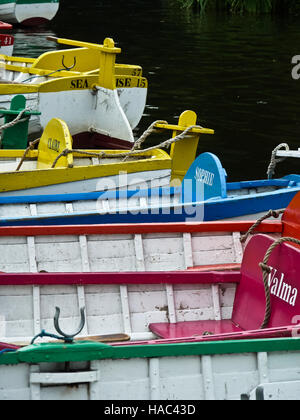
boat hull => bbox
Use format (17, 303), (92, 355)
(0, 85), (147, 143)
(1, 337), (300, 400)
(0, 168), (172, 197)
(0, 38), (148, 145)
(0, 1), (59, 25)
(0, 181), (296, 225)
(0, 197), (299, 400)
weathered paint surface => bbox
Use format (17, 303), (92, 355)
(0, 221), (281, 344)
(1, 338), (300, 400)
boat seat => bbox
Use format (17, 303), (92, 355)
(150, 234), (300, 339)
(0, 95), (41, 149)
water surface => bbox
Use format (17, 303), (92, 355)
(11, 0), (300, 181)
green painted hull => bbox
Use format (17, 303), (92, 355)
(1, 338), (300, 400)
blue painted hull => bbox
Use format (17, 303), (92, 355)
(0, 183), (298, 226)
(1, 153), (300, 226)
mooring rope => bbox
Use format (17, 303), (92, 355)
(240, 209), (284, 243)
(16, 137), (40, 171)
(51, 122), (204, 168)
(259, 236), (300, 329)
(0, 107), (31, 132)
(267, 143), (289, 179)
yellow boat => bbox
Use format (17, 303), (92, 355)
(0, 37), (148, 149)
(0, 110), (214, 196)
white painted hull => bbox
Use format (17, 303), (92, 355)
(0, 226), (247, 275)
(0, 224), (279, 345)
(1, 343), (300, 400)
(0, 86), (147, 142)
(0, 218), (297, 400)
(0, 274), (237, 344)
(0, 2), (59, 25)
(0, 3), (15, 22)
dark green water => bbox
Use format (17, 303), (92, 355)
(10, 0), (300, 181)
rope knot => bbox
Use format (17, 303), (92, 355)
(61, 148), (70, 157)
(270, 210), (281, 219)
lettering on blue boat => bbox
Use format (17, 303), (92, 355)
(194, 167), (215, 186)
(268, 267), (298, 307)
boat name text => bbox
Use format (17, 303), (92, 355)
(195, 167), (215, 186)
(47, 138), (61, 152)
(116, 77), (147, 88)
(268, 266), (298, 307)
(70, 79), (89, 89)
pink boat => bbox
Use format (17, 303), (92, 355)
(0, 194), (300, 400)
(0, 191), (298, 350)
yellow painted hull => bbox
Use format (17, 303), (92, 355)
(0, 110), (214, 195)
(0, 149), (171, 194)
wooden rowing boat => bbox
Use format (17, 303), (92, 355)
(0, 194), (300, 399)
(0, 111), (214, 196)
(0, 36), (148, 148)
(0, 190), (299, 345)
(1, 148), (299, 225)
(0, 0), (59, 26)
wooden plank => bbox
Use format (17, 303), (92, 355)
(30, 371), (99, 385)
(134, 234), (146, 271)
(0, 221), (282, 237)
(183, 233), (193, 268)
(120, 285), (131, 334)
(0, 271), (241, 285)
(166, 285), (176, 323)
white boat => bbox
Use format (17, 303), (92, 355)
(0, 36), (148, 148)
(0, 0), (59, 26)
(0, 216), (287, 344)
(0, 192), (300, 400)
(0, 222), (300, 399)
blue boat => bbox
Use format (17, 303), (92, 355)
(0, 152), (300, 226)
